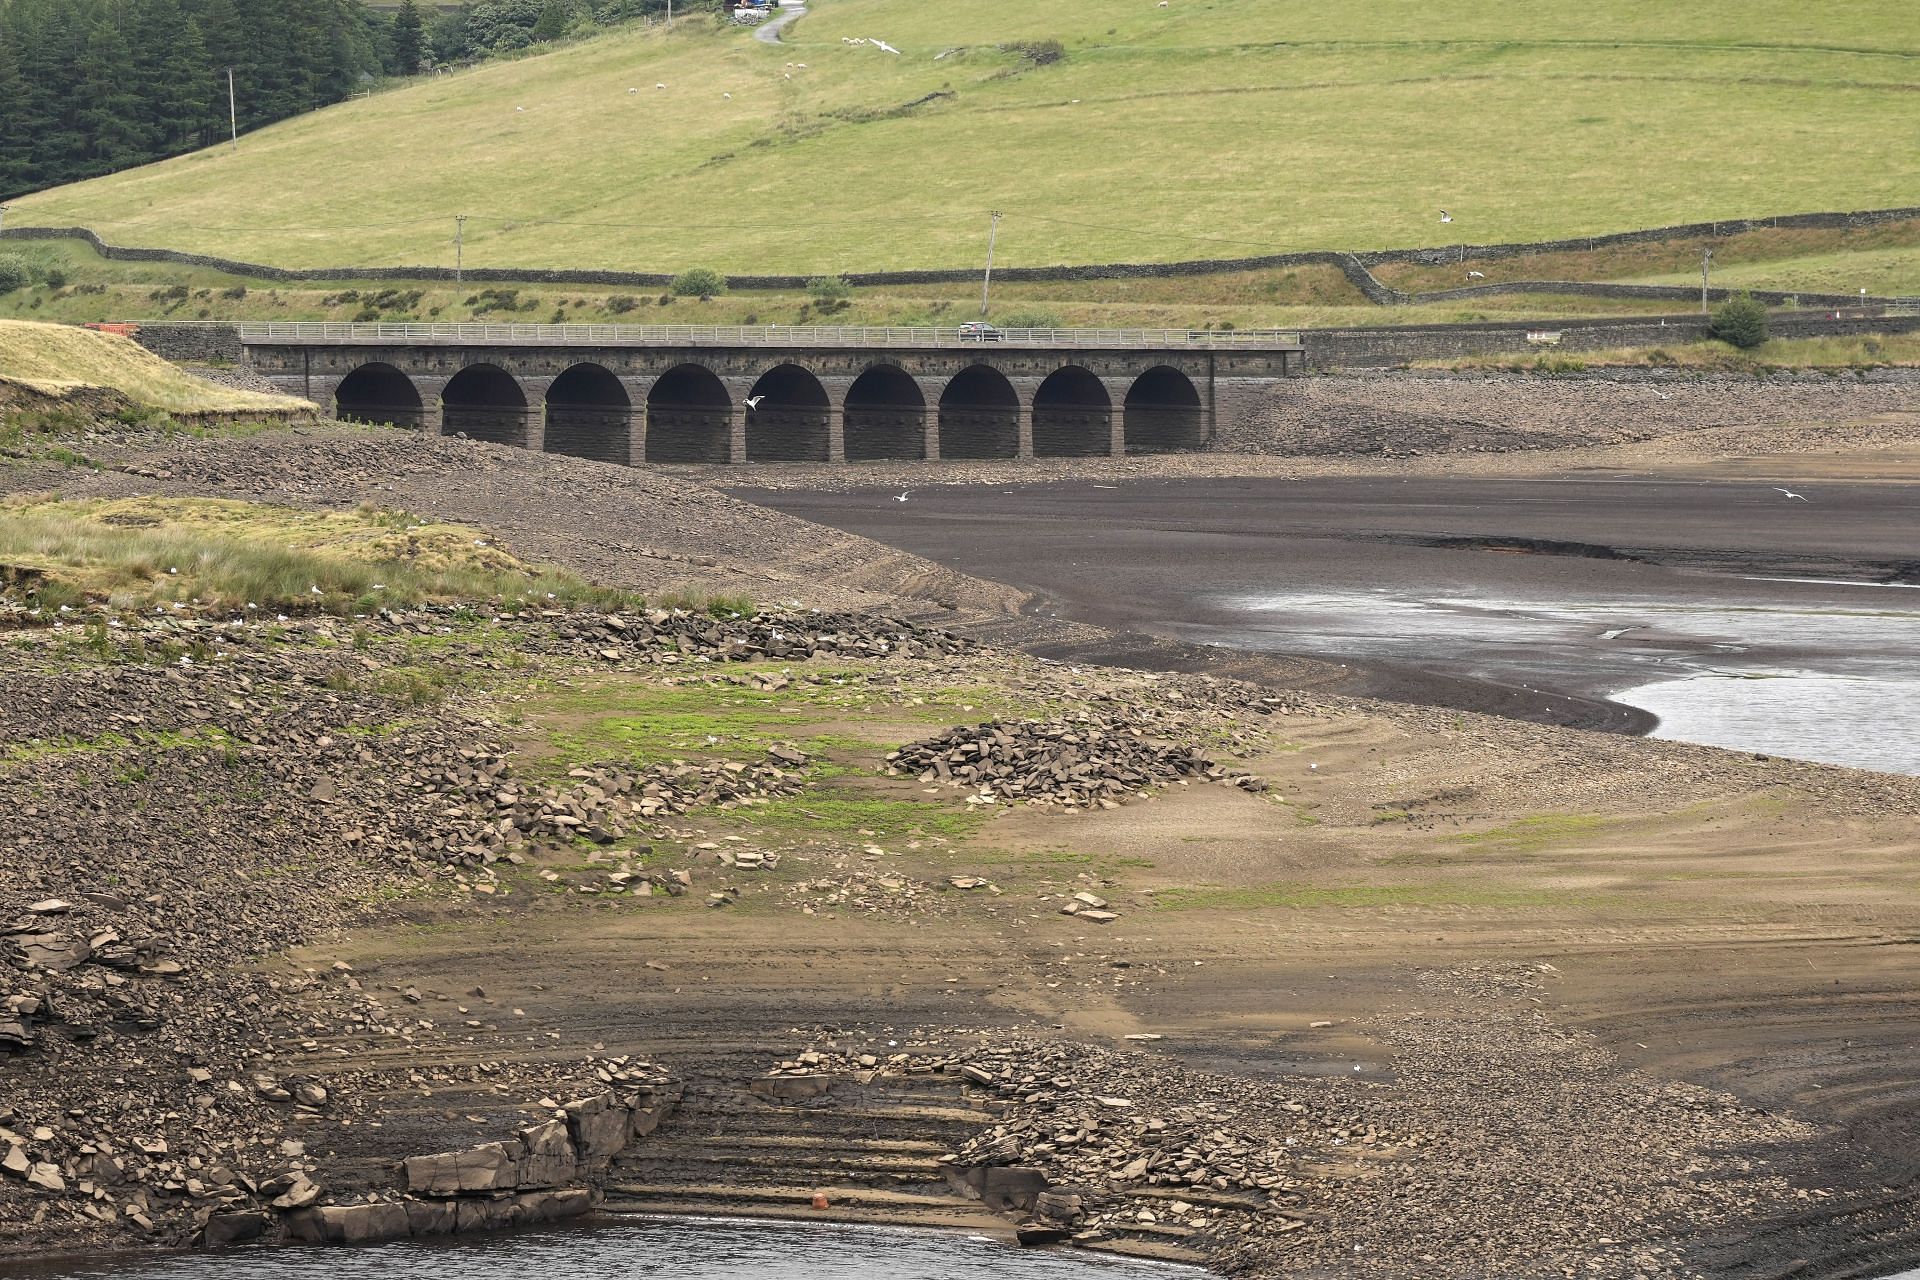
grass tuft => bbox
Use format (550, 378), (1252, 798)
(0, 495), (650, 618)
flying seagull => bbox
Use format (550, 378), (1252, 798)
(894, 491), (911, 502)
(1439, 210), (1453, 223)
(1773, 487), (1809, 501)
(744, 395), (765, 410)
(872, 38), (900, 54)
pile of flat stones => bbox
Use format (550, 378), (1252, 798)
(414, 749), (811, 869)
(525, 609), (971, 666)
(885, 716), (1265, 810)
(942, 1041), (1327, 1248)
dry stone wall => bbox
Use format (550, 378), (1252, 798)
(7, 204), (1916, 292)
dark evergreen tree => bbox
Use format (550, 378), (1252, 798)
(531, 1), (569, 43)
(75, 16), (149, 171)
(0, 0), (657, 201)
(0, 33), (33, 196)
(392, 0), (423, 74)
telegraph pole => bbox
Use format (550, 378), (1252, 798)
(227, 68), (239, 153)
(979, 209), (1001, 317)
(0, 204), (10, 235)
(1700, 246), (1713, 314)
(455, 215), (468, 283)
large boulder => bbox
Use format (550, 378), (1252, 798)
(403, 1198), (459, 1238)
(948, 1164), (1051, 1212)
(202, 1211), (271, 1247)
(402, 1140), (524, 1197)
(517, 1188), (593, 1223)
(516, 1119), (576, 1189)
(564, 1093), (629, 1164)
(310, 1202), (413, 1244)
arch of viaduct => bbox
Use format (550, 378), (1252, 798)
(247, 340), (1303, 465)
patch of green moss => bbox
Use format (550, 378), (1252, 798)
(741, 792), (985, 841)
(0, 724), (235, 769)
(1448, 813), (1611, 854)
(1152, 882), (1608, 910)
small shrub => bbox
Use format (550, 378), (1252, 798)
(806, 274), (852, 304)
(670, 267), (726, 299)
(43, 269), (68, 289)
(656, 294), (673, 306)
(468, 287), (524, 315)
(353, 307), (382, 322)
(1005, 39), (1065, 65)
(148, 284), (190, 303)
(1710, 294), (1769, 349)
(607, 294), (639, 314)
(221, 285), (248, 300)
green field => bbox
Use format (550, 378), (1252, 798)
(8, 0), (1917, 275)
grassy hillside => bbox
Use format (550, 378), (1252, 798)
(0, 320), (309, 414)
(9, 0), (1917, 274)
(0, 496), (633, 617)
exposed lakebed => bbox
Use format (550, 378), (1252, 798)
(738, 475), (1920, 775)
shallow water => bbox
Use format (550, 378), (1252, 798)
(1167, 586), (1920, 775)
(1617, 667), (1920, 775)
(4, 1218), (1193, 1280)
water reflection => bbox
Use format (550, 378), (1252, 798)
(9, 1217), (1196, 1280)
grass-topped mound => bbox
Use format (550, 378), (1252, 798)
(0, 495), (643, 618)
(6, 0), (1915, 274)
(0, 319), (309, 417)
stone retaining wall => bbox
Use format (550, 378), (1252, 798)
(208, 1079), (682, 1249)
(127, 322), (246, 364)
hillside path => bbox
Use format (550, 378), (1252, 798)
(754, 1), (806, 43)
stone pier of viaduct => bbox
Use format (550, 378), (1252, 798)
(239, 323), (1305, 465)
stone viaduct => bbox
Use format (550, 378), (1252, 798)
(239, 323), (1306, 464)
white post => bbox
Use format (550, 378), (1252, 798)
(979, 209), (1001, 317)
(1700, 247), (1712, 314)
(455, 214), (468, 283)
(228, 68), (239, 153)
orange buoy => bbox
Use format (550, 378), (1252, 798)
(811, 1192), (830, 1210)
